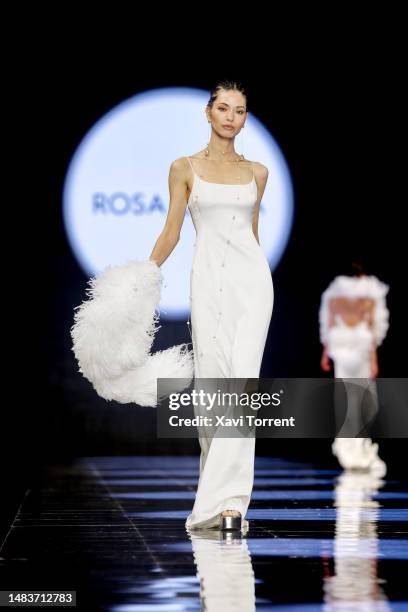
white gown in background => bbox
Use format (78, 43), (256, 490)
(319, 275), (390, 474)
(184, 156), (274, 530)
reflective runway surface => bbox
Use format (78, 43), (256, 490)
(0, 456), (407, 610)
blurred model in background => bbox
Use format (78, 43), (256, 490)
(319, 262), (390, 475)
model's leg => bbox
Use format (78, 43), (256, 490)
(186, 435), (255, 528)
(332, 358), (386, 475)
(185, 376), (255, 530)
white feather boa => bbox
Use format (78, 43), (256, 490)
(71, 259), (194, 407)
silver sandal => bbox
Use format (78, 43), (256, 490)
(221, 510), (242, 531)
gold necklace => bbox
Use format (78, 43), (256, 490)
(204, 144), (245, 162)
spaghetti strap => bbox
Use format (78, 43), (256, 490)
(186, 156), (195, 174)
(251, 161), (255, 181)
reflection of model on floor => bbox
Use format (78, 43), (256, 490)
(322, 471), (390, 609)
(319, 263), (390, 476)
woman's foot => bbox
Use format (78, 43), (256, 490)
(221, 509), (242, 531)
(221, 509), (241, 518)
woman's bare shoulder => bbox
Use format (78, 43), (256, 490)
(169, 156), (192, 178)
(250, 161), (269, 182)
(170, 153), (205, 171)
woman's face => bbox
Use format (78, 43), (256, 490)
(206, 89), (247, 137)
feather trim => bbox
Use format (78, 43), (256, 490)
(71, 259), (194, 407)
(319, 275), (390, 346)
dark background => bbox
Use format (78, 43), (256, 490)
(3, 32), (405, 540)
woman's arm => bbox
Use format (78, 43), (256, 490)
(252, 163), (269, 244)
(149, 158), (189, 267)
(319, 288), (335, 372)
(320, 298), (335, 372)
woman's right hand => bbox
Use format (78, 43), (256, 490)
(320, 347), (331, 371)
(370, 349), (379, 378)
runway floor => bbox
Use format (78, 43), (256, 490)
(0, 455), (407, 610)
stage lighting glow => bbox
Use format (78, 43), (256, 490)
(63, 87), (294, 319)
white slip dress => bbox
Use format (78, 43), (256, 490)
(184, 156), (274, 530)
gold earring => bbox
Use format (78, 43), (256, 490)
(205, 121), (212, 156)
